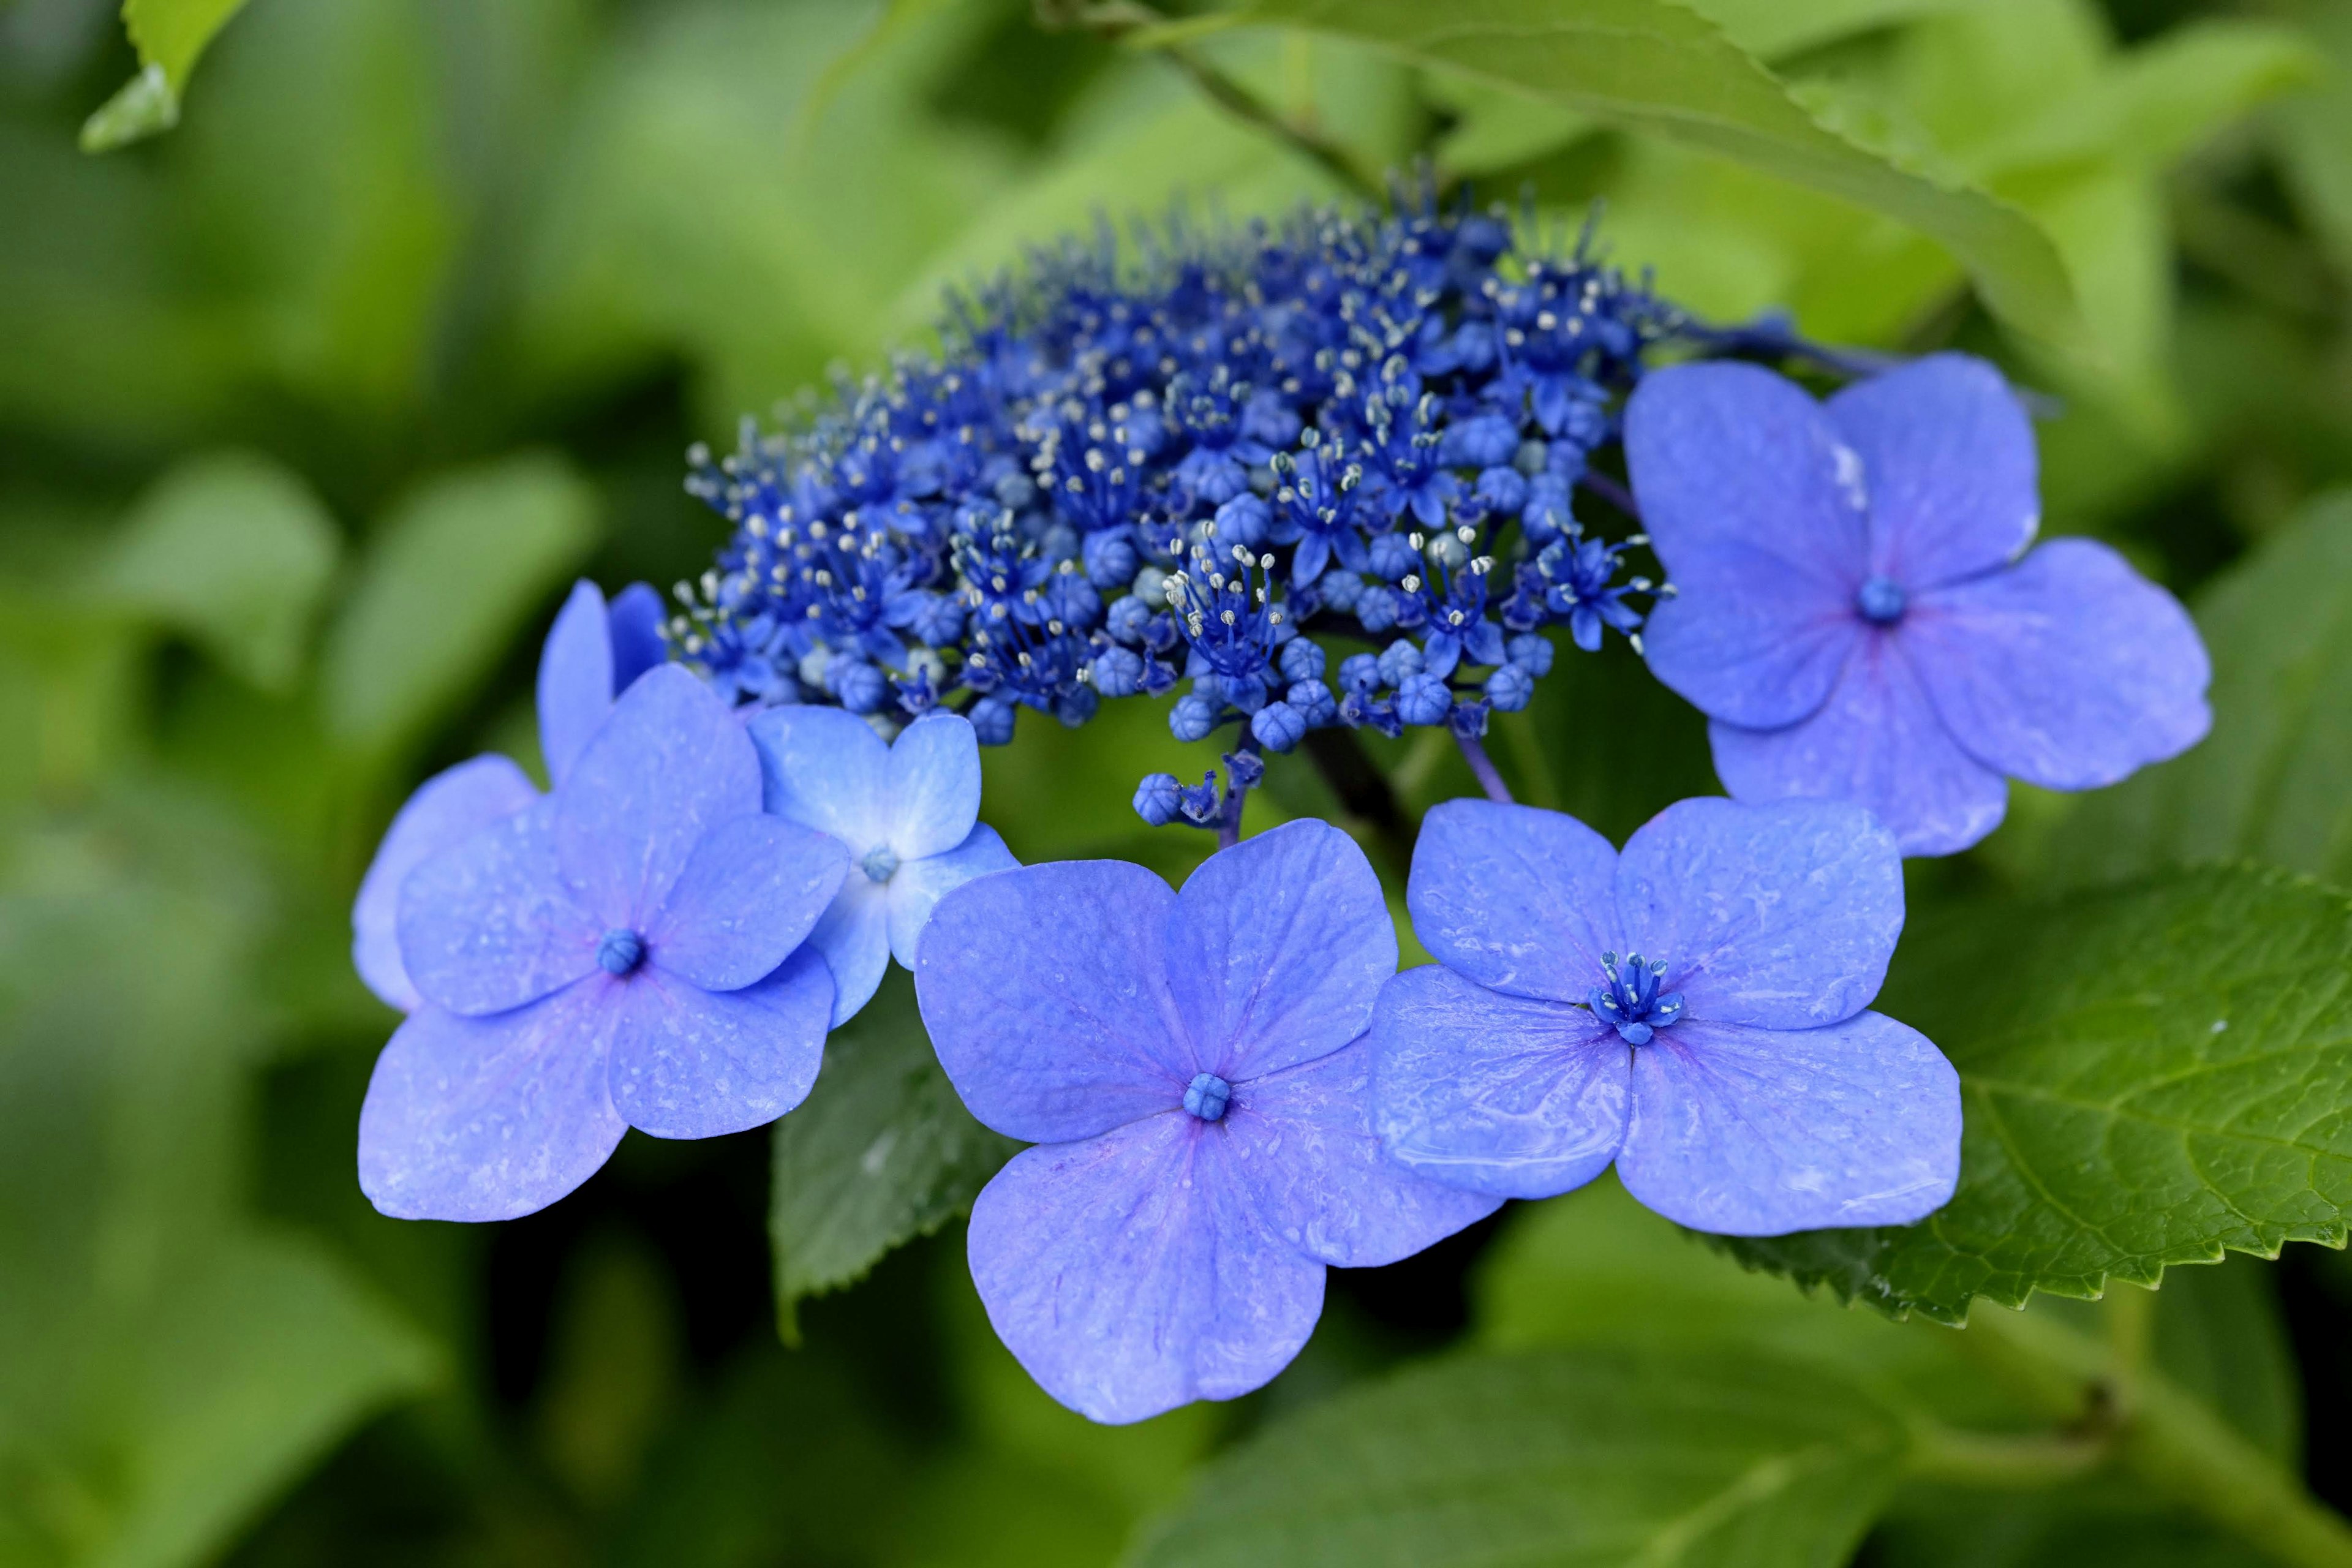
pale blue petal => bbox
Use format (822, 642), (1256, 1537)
(1709, 637), (2009, 858)
(353, 754), (537, 1012)
(537, 580), (614, 789)
(1910, 538), (2212, 792)
(1406, 799), (1616, 1004)
(398, 797), (599, 1016)
(606, 948), (833, 1139)
(810, 877), (892, 1027)
(1163, 820), (1396, 1081)
(916, 861), (1192, 1143)
(556, 664), (763, 927)
(606, 581), (668, 693)
(1369, 964), (1628, 1200)
(1227, 1036), (1500, 1268)
(357, 986), (626, 1221)
(1617, 1013), (1961, 1235)
(648, 814), (846, 992)
(967, 1116), (1325, 1424)
(1826, 353), (2040, 590)
(886, 712), (983, 861)
(1615, 796), (1903, 1031)
(886, 823), (1017, 969)
(748, 704), (890, 850)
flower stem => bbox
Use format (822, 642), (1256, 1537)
(1454, 731), (1513, 804)
(1575, 469), (1642, 522)
(1216, 741), (1261, 850)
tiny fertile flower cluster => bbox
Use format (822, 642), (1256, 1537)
(674, 198), (1675, 826)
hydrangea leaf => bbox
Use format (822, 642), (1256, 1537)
(1714, 864), (2352, 1324)
(1126, 1347), (1902, 1567)
(768, 970), (1016, 1337)
(80, 0), (254, 152)
(1218, 0), (2092, 355)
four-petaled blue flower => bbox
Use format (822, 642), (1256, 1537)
(914, 820), (1499, 1423)
(359, 665), (849, 1221)
(747, 706), (1019, 1025)
(352, 578), (666, 1012)
(1626, 355), (2212, 855)
(1371, 796), (1959, 1235)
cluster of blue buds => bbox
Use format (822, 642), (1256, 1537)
(674, 195), (1683, 826)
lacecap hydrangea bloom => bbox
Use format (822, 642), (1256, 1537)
(914, 820), (1499, 1423)
(360, 666), (848, 1221)
(1371, 796), (1959, 1234)
(1627, 355), (2211, 855)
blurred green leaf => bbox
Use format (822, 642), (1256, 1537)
(2150, 1256), (2301, 1464)
(534, 1234), (682, 1510)
(1128, 1348), (1902, 1567)
(1716, 865), (2352, 1323)
(80, 0), (251, 152)
(99, 452), (341, 694)
(769, 969), (1016, 1338)
(2271, 0), (2352, 279)
(318, 452), (596, 763)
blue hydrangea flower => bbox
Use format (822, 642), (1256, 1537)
(1626, 355), (2212, 854)
(359, 666), (848, 1221)
(352, 578), (666, 1012)
(1371, 796), (1959, 1235)
(746, 706), (1019, 1025)
(914, 821), (1499, 1423)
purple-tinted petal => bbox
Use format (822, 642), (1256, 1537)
(606, 948), (833, 1139)
(1626, 361), (1867, 728)
(1617, 1013), (1960, 1235)
(886, 712), (983, 861)
(1228, 1037), (1501, 1268)
(748, 704), (890, 849)
(1615, 797), (1902, 1031)
(1368, 963), (1629, 1200)
(556, 665), (763, 927)
(398, 798), (599, 1016)
(1163, 820), (1396, 1082)
(357, 986), (626, 1221)
(967, 1117), (1325, 1424)
(1406, 799), (1615, 1005)
(917, 861), (1191, 1142)
(1908, 538), (2212, 792)
(1826, 353), (2040, 589)
(1708, 638), (2009, 857)
(353, 754), (537, 1012)
(810, 877), (892, 1027)
(886, 823), (1017, 969)
(606, 581), (668, 693)
(537, 581), (614, 789)
(646, 814), (846, 992)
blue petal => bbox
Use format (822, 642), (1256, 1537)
(886, 712), (983, 861)
(606, 947), (834, 1139)
(1369, 964), (1628, 1200)
(1826, 353), (2040, 590)
(1163, 820), (1396, 1082)
(748, 704), (890, 850)
(1615, 796), (1903, 1031)
(1617, 1013), (1959, 1235)
(1909, 537), (2211, 792)
(1709, 637), (2008, 856)
(1292, 531), (1332, 586)
(648, 813), (848, 992)
(916, 861), (1191, 1143)
(967, 1116), (1325, 1423)
(353, 754), (537, 1012)
(1406, 799), (1616, 1004)
(1626, 362), (1866, 729)
(809, 878), (892, 1027)
(556, 664), (764, 927)
(538, 580), (614, 789)
(398, 797), (598, 1016)
(358, 986), (626, 1221)
(887, 823), (1018, 969)
(1227, 1036), (1500, 1267)
(606, 581), (669, 693)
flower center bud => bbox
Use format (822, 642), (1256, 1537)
(1183, 1072), (1234, 1122)
(1588, 951), (1684, 1046)
(1855, 575), (1908, 626)
(597, 929), (646, 976)
(861, 845), (900, 884)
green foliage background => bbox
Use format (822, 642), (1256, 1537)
(7, 0), (2352, 1563)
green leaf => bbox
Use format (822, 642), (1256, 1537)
(1126, 1348), (1903, 1567)
(1215, 0), (2089, 353)
(99, 451), (341, 693)
(2271, 1), (2352, 279)
(81, 0), (253, 152)
(318, 452), (597, 763)
(1716, 865), (2352, 1323)
(768, 970), (1016, 1336)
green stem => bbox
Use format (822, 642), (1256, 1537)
(1902, 1419), (2111, 1490)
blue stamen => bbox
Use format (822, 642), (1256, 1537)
(861, 845), (900, 883)
(1183, 1072), (1233, 1123)
(598, 929), (646, 976)
(1856, 576), (1907, 626)
(1588, 949), (1684, 1046)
